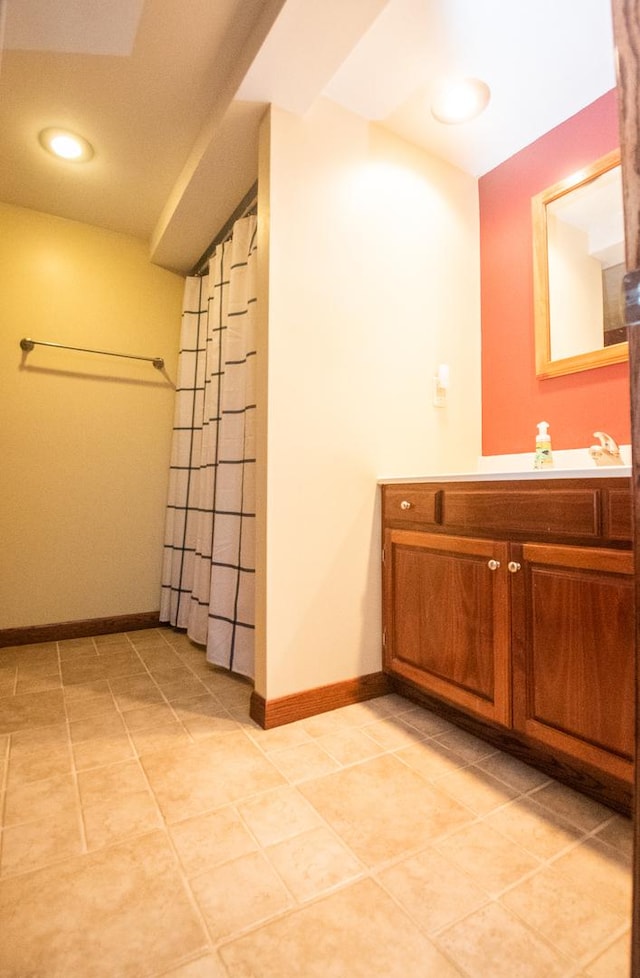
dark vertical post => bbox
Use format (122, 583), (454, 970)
(612, 2), (640, 973)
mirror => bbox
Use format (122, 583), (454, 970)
(532, 148), (628, 378)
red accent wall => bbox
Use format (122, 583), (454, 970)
(480, 90), (629, 455)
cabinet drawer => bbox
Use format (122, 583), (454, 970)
(442, 489), (600, 539)
(382, 486), (441, 526)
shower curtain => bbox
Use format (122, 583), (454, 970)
(160, 214), (257, 679)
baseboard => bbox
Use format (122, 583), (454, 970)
(250, 671), (392, 729)
(0, 611), (163, 648)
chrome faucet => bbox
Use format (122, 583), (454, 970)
(589, 431), (623, 466)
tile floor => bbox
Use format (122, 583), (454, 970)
(0, 627), (632, 977)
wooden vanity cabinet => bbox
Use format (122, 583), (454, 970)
(510, 542), (635, 783)
(382, 477), (635, 809)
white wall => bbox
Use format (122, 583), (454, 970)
(256, 99), (482, 700)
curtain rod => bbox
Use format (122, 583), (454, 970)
(20, 337), (164, 369)
(189, 180), (258, 278)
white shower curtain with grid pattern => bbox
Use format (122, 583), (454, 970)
(160, 215), (257, 678)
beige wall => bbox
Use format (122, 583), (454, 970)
(0, 203), (183, 629)
(257, 99), (482, 700)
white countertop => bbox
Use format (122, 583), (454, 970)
(378, 447), (632, 484)
(378, 467), (631, 484)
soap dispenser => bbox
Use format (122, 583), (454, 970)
(534, 421), (553, 469)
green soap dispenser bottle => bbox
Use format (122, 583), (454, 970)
(534, 421), (553, 469)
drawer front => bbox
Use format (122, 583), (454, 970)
(442, 489), (600, 538)
(383, 486), (442, 526)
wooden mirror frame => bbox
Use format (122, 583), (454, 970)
(532, 147), (628, 379)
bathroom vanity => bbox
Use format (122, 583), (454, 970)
(381, 471), (634, 813)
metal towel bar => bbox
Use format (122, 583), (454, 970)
(20, 337), (164, 369)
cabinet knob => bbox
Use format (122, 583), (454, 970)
(400, 500), (412, 510)
(507, 561), (521, 573)
(487, 559), (501, 570)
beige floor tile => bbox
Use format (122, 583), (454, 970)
(72, 734), (135, 770)
(191, 850), (293, 943)
(246, 721), (312, 752)
(399, 707), (459, 738)
(99, 651), (146, 679)
(61, 659), (108, 685)
(220, 877), (462, 978)
(299, 709), (350, 738)
(169, 806), (258, 877)
(181, 710), (240, 740)
(16, 657), (59, 679)
(315, 726), (383, 766)
(530, 781), (613, 832)
(109, 675), (164, 711)
(3, 773), (78, 827)
(141, 731), (285, 823)
(395, 738), (470, 781)
(58, 637), (97, 655)
(1, 809), (83, 877)
(9, 722), (69, 757)
(83, 789), (162, 849)
(267, 741), (341, 783)
(7, 743), (72, 787)
(127, 630), (171, 649)
(584, 931), (631, 977)
(551, 837), (633, 917)
(94, 631), (131, 646)
(437, 900), (572, 978)
(433, 764), (519, 815)
(474, 751), (551, 793)
(433, 727), (497, 763)
(63, 679), (112, 702)
(158, 677), (208, 701)
(377, 847), (490, 934)
(0, 689), (66, 734)
(130, 720), (193, 755)
(69, 712), (127, 743)
(121, 701), (176, 731)
(0, 829), (207, 977)
(146, 663), (196, 685)
(77, 759), (148, 807)
(237, 785), (322, 846)
(593, 815), (634, 859)
(362, 715), (430, 749)
(14, 674), (62, 695)
(265, 825), (363, 901)
(159, 954), (229, 978)
(501, 864), (627, 960)
(0, 678), (16, 698)
(64, 691), (118, 721)
(484, 795), (585, 861)
(329, 699), (406, 727)
(299, 754), (473, 868)
(435, 821), (541, 896)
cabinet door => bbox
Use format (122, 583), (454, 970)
(511, 543), (635, 783)
(383, 529), (511, 725)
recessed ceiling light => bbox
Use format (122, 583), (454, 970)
(430, 77), (491, 125)
(38, 127), (94, 162)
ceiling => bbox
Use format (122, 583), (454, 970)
(0, 0), (617, 274)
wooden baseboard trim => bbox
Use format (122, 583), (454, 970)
(0, 611), (163, 648)
(250, 671), (392, 729)
(390, 674), (633, 817)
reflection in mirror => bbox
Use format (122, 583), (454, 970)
(533, 148), (628, 378)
